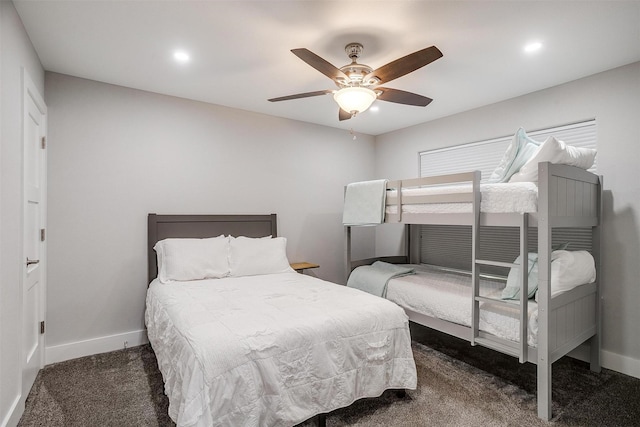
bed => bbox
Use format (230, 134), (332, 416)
(145, 214), (417, 427)
(344, 160), (603, 420)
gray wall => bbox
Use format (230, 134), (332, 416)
(0, 1), (45, 424)
(375, 62), (640, 375)
(44, 72), (376, 353)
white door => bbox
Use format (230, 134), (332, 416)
(22, 70), (47, 398)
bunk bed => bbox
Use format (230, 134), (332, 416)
(344, 161), (602, 420)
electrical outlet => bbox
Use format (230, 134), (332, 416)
(124, 340), (128, 349)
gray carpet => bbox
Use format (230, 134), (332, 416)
(18, 325), (640, 426)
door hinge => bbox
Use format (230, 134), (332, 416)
(40, 321), (45, 334)
(40, 228), (46, 241)
(41, 136), (46, 149)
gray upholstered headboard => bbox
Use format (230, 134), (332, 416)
(147, 213), (277, 284)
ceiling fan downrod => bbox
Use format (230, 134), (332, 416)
(345, 43), (363, 62)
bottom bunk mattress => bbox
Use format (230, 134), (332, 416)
(145, 272), (417, 427)
(385, 265), (538, 346)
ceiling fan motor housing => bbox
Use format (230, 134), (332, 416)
(338, 43), (377, 88)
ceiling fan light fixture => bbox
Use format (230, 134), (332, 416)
(333, 87), (377, 115)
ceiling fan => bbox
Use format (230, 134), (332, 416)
(268, 43), (443, 121)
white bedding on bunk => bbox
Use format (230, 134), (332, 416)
(145, 272), (417, 427)
(386, 182), (539, 214)
(385, 265), (538, 347)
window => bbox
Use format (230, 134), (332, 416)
(419, 120), (597, 181)
(418, 120), (597, 275)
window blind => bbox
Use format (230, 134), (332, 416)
(418, 120), (597, 274)
(419, 120), (597, 180)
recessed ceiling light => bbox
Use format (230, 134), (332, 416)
(524, 42), (543, 53)
(173, 50), (190, 63)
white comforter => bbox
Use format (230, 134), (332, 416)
(145, 272), (417, 427)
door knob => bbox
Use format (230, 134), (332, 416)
(26, 258), (40, 266)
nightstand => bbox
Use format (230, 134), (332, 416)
(290, 262), (319, 274)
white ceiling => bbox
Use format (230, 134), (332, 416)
(14, 0), (640, 136)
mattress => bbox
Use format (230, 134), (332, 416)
(145, 272), (417, 427)
(385, 265), (538, 347)
(386, 182), (538, 214)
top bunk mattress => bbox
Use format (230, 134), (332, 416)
(386, 182), (538, 214)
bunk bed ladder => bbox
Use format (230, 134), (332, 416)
(517, 213), (529, 363)
(470, 171), (481, 348)
(472, 213), (529, 364)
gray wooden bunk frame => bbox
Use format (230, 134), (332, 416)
(345, 162), (603, 420)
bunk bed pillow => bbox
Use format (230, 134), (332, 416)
(486, 128), (541, 183)
(536, 250), (596, 300)
(229, 236), (294, 277)
(509, 136), (597, 182)
(501, 252), (539, 300)
(154, 236), (229, 283)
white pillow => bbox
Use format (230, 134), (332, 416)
(154, 235), (229, 283)
(486, 128), (541, 183)
(550, 250), (596, 296)
(229, 236), (294, 277)
(535, 250), (596, 300)
(509, 136), (597, 182)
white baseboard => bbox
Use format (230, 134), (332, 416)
(569, 345), (640, 379)
(602, 349), (640, 379)
(1, 395), (22, 427)
(42, 329), (639, 380)
(45, 329), (148, 365)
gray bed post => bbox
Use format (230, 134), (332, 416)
(345, 225), (352, 284)
(148, 213), (158, 285)
(537, 162), (552, 420)
(409, 224), (421, 264)
(590, 175), (603, 372)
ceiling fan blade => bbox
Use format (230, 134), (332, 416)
(376, 87), (433, 107)
(268, 90), (333, 102)
(291, 48), (349, 82)
(339, 108), (352, 121)
(363, 46), (443, 85)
